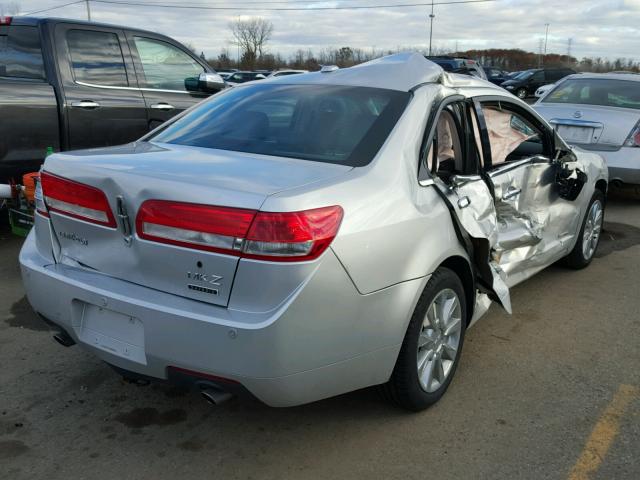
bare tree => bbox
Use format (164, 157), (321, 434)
(229, 17), (273, 69)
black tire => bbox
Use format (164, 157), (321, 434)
(382, 267), (467, 411)
(563, 190), (605, 269)
(516, 88), (528, 99)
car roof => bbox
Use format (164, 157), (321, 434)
(562, 72), (640, 82)
(255, 53), (506, 93)
(12, 16), (167, 38)
(258, 52), (500, 92)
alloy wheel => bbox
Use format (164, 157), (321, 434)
(416, 288), (463, 393)
(582, 200), (603, 260)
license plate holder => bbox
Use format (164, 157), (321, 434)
(79, 304), (146, 364)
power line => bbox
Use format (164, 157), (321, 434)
(78, 0), (439, 4)
(90, 0), (499, 12)
(25, 0), (85, 16)
(22, 0), (407, 15)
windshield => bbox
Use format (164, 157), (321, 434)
(542, 78), (640, 110)
(150, 83), (410, 166)
(515, 70), (534, 80)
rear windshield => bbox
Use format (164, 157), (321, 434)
(543, 78), (640, 110)
(0, 25), (45, 79)
(151, 83), (410, 166)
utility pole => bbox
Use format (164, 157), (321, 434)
(538, 38), (544, 67)
(428, 0), (435, 56)
(85, 0), (91, 21)
(567, 37), (573, 58)
(544, 23), (550, 55)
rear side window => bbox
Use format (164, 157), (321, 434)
(133, 37), (203, 91)
(66, 29), (128, 86)
(151, 83), (410, 167)
(532, 71), (545, 82)
(0, 25), (45, 79)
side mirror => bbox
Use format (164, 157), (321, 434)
(198, 72), (226, 93)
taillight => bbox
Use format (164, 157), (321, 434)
(0, 16), (12, 25)
(40, 172), (116, 227)
(136, 200), (343, 262)
(624, 122), (640, 147)
(136, 201), (255, 255)
(243, 207), (343, 261)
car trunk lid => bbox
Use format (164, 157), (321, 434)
(536, 103), (640, 147)
(42, 142), (351, 307)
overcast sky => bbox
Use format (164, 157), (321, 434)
(6, 0), (640, 61)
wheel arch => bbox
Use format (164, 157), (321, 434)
(595, 178), (607, 197)
(438, 255), (475, 326)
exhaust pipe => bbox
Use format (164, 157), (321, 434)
(201, 387), (233, 405)
(52, 330), (75, 347)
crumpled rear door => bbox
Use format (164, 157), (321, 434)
(433, 175), (512, 314)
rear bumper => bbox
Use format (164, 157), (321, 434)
(575, 145), (640, 185)
(20, 231), (422, 407)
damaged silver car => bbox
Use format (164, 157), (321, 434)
(20, 53), (608, 411)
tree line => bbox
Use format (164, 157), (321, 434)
(209, 45), (640, 74)
(209, 17), (640, 74)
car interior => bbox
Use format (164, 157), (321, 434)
(426, 101), (545, 182)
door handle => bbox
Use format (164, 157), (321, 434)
(457, 196), (471, 209)
(150, 103), (175, 111)
(71, 100), (100, 109)
(502, 186), (522, 200)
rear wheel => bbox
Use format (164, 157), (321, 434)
(516, 88), (528, 99)
(382, 267), (466, 411)
(563, 190), (605, 269)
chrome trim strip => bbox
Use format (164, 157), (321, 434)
(549, 118), (603, 128)
(75, 80), (197, 95)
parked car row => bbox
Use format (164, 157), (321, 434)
(423, 56), (577, 101)
(223, 69), (309, 86)
(501, 67), (576, 99)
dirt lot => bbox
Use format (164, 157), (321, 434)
(1, 191), (639, 480)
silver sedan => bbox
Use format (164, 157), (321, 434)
(20, 53), (608, 410)
(535, 72), (640, 185)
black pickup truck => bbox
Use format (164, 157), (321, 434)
(0, 16), (224, 182)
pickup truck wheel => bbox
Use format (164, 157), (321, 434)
(516, 88), (528, 99)
(382, 267), (466, 411)
(563, 190), (605, 269)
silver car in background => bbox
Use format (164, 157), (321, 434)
(535, 82), (555, 99)
(20, 54), (608, 411)
(535, 73), (640, 185)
